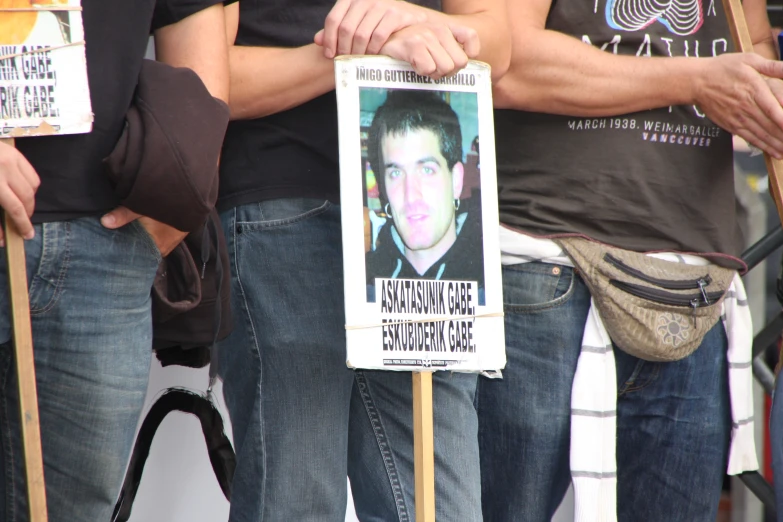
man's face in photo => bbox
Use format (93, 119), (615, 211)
(382, 128), (464, 260)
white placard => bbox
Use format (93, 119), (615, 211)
(335, 56), (505, 372)
(0, 0), (92, 137)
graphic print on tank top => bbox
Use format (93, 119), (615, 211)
(547, 0), (729, 149)
(605, 0), (704, 35)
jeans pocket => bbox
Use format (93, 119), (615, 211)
(616, 355), (659, 395)
(502, 262), (575, 313)
(28, 221), (71, 315)
(237, 198), (332, 230)
(130, 221), (163, 264)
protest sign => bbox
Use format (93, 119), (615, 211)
(1, 0), (92, 137)
(335, 56), (505, 373)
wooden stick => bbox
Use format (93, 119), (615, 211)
(413, 371), (435, 521)
(0, 137), (48, 522)
(722, 0), (783, 226)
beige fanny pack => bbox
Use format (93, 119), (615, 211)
(555, 237), (736, 362)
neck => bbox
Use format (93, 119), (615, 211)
(404, 224), (457, 275)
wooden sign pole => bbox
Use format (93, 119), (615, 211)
(722, 0), (783, 226)
(0, 137), (48, 522)
(413, 371), (435, 521)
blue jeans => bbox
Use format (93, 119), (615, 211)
(0, 217), (160, 522)
(217, 199), (481, 522)
(476, 261), (731, 522)
(770, 370), (783, 517)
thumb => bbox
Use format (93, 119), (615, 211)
(101, 206), (141, 229)
(314, 29), (325, 46)
(448, 24), (480, 59)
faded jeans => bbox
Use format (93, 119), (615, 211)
(769, 368), (783, 518)
(476, 261), (731, 522)
(0, 217), (160, 522)
(217, 198), (482, 522)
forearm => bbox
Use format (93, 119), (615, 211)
(493, 29), (700, 116)
(744, 0), (778, 60)
(229, 44), (335, 120)
(753, 39), (778, 60)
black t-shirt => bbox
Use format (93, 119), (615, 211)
(366, 209), (486, 304)
(17, 0), (228, 223)
(496, 0), (743, 268)
(218, 0), (442, 212)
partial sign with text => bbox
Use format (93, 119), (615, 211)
(335, 56), (505, 372)
(0, 0), (92, 137)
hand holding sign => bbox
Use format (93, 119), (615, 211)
(721, 0), (783, 228)
(692, 53), (783, 159)
(316, 0), (428, 57)
(376, 23), (473, 80)
(0, 139), (39, 245)
(314, 0), (480, 79)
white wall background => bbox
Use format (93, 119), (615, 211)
(127, 358), (364, 522)
(128, 361), (231, 522)
(128, 358), (573, 522)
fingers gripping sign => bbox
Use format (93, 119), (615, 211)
(696, 53), (783, 159)
(720, 0), (783, 229)
(0, 139), (40, 247)
(446, 21), (480, 59)
(316, 0), (429, 57)
(380, 23), (472, 79)
(314, 0), (480, 79)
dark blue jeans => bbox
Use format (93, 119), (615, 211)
(0, 217), (160, 522)
(769, 370), (783, 517)
(476, 261), (731, 522)
(217, 199), (481, 522)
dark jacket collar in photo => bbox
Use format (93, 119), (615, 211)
(367, 211), (485, 288)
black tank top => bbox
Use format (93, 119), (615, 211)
(496, 0), (743, 268)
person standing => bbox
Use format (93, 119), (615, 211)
(476, 0), (781, 519)
(216, 1), (509, 520)
(0, 2), (231, 520)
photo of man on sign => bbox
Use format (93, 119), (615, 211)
(363, 88), (485, 304)
(0, 0), (69, 45)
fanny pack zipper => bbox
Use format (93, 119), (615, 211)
(610, 280), (724, 308)
(604, 253), (712, 290)
(611, 279), (725, 329)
